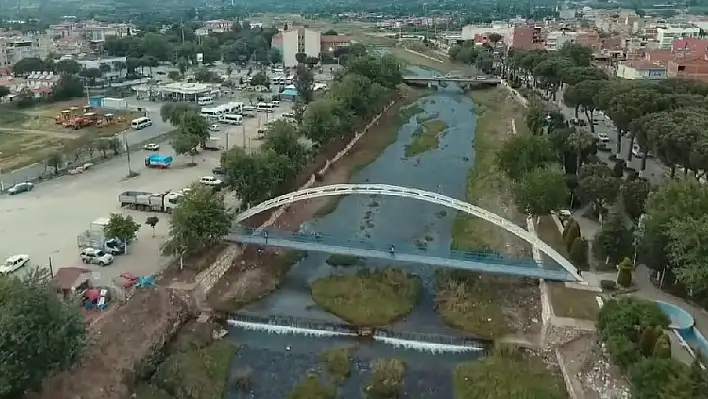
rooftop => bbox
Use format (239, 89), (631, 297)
(52, 267), (90, 290)
(622, 60), (666, 70)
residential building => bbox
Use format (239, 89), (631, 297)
(671, 38), (708, 57)
(272, 28), (351, 67)
(195, 19), (233, 36)
(545, 30), (578, 51)
(507, 26), (544, 50)
(49, 21), (135, 41)
(559, 9), (577, 20)
(0, 34), (53, 75)
(656, 26), (701, 50)
(461, 23), (512, 42)
(616, 60), (667, 80)
(667, 57), (708, 82)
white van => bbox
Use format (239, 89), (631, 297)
(197, 96), (214, 106)
(221, 114), (243, 125)
(256, 102), (275, 112)
(131, 117), (152, 130)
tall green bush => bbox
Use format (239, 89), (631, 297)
(638, 326), (658, 357)
(569, 237), (588, 270)
(617, 257), (633, 287)
(562, 218), (578, 239)
(653, 333), (672, 359)
(564, 221), (581, 252)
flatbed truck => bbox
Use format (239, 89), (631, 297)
(118, 190), (181, 213)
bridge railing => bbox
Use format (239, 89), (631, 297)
(232, 227), (562, 270)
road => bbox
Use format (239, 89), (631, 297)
(0, 103), (293, 288)
(555, 96), (668, 185)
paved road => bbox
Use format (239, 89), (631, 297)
(555, 97), (668, 185)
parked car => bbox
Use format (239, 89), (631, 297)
(0, 254), (30, 274)
(209, 124), (220, 131)
(212, 166), (225, 175)
(144, 143), (160, 151)
(271, 100), (280, 106)
(105, 238), (126, 255)
(199, 176), (223, 186)
(80, 248), (114, 266)
(7, 181), (34, 195)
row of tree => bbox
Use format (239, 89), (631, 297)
(159, 50), (403, 258)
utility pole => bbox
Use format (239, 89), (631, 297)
(241, 122), (246, 150)
(122, 130), (132, 175)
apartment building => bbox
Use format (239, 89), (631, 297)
(272, 28), (351, 67)
(656, 25), (701, 50)
(49, 21), (135, 42)
(667, 57), (708, 82)
(507, 25), (545, 50)
(0, 35), (53, 75)
(545, 31), (578, 51)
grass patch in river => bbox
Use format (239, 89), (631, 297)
(404, 118), (448, 158)
(321, 347), (354, 383)
(454, 344), (568, 399)
(364, 359), (406, 398)
(311, 268), (421, 326)
(289, 375), (336, 399)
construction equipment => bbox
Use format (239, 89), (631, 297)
(96, 113), (116, 128)
(55, 110), (71, 125)
(118, 190), (182, 213)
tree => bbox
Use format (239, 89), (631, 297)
(653, 333), (672, 359)
(12, 57), (46, 76)
(179, 111), (210, 148)
(512, 166), (568, 219)
(569, 237), (588, 270)
(323, 29), (338, 35)
(301, 98), (346, 146)
(51, 75), (84, 101)
(0, 271), (87, 397)
(593, 211), (634, 266)
(293, 64), (315, 103)
(160, 103), (201, 125)
(249, 71), (269, 88)
(295, 52), (307, 64)
(487, 32), (503, 45)
(104, 213), (141, 252)
(98, 63), (111, 75)
(577, 163), (620, 209)
(564, 222), (581, 252)
(639, 326), (659, 357)
(170, 131), (200, 163)
(167, 71), (181, 81)
(162, 185), (231, 257)
(621, 178), (651, 220)
(262, 120), (309, 170)
(496, 135), (557, 182)
(79, 68), (102, 86)
(563, 80), (606, 132)
(145, 216), (159, 237)
(667, 214), (708, 300)
(617, 257), (633, 287)
(46, 152), (62, 174)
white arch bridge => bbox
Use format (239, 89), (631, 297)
(225, 184), (584, 282)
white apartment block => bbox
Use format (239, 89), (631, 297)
(545, 31), (578, 51)
(0, 35), (53, 73)
(49, 21), (135, 42)
(273, 28), (321, 67)
(656, 26), (701, 50)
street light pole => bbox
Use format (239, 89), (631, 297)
(122, 130), (132, 175)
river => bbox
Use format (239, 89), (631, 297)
(227, 68), (483, 398)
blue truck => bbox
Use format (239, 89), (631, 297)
(144, 154), (173, 168)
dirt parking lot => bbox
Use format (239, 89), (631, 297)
(0, 144), (224, 287)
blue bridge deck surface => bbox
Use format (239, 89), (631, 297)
(402, 76), (501, 84)
(224, 231), (575, 281)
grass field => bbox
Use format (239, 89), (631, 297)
(311, 268), (421, 326)
(0, 101), (140, 172)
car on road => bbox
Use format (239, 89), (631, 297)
(570, 118), (587, 126)
(7, 181), (34, 195)
(0, 254), (30, 274)
(597, 132), (610, 143)
(144, 143), (160, 151)
(271, 100), (280, 106)
(199, 176), (223, 186)
(80, 248), (114, 266)
(209, 124), (220, 131)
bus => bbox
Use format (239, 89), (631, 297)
(197, 96), (214, 106)
(200, 108), (222, 122)
(131, 117), (152, 130)
(256, 102), (275, 113)
(221, 102), (244, 115)
(221, 114), (243, 125)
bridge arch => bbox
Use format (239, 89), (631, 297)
(235, 184), (584, 282)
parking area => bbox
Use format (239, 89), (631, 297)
(0, 143), (227, 287)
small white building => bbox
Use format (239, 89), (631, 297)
(656, 26), (701, 50)
(616, 60), (667, 80)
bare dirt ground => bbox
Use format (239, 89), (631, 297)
(207, 90), (418, 309)
(28, 288), (192, 399)
(558, 334), (630, 399)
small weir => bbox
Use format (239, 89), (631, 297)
(228, 313), (487, 354)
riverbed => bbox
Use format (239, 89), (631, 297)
(224, 72), (485, 397)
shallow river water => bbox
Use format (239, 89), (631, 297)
(227, 70), (484, 397)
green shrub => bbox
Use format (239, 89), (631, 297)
(325, 254), (361, 267)
(562, 218), (577, 239)
(629, 358), (691, 399)
(289, 375), (336, 399)
(564, 221), (581, 252)
(364, 359), (405, 399)
(569, 237), (588, 270)
(616, 257), (633, 288)
(653, 333), (672, 359)
(639, 326), (658, 357)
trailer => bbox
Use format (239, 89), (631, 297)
(203, 137), (223, 151)
(145, 154), (173, 168)
(118, 190), (181, 213)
